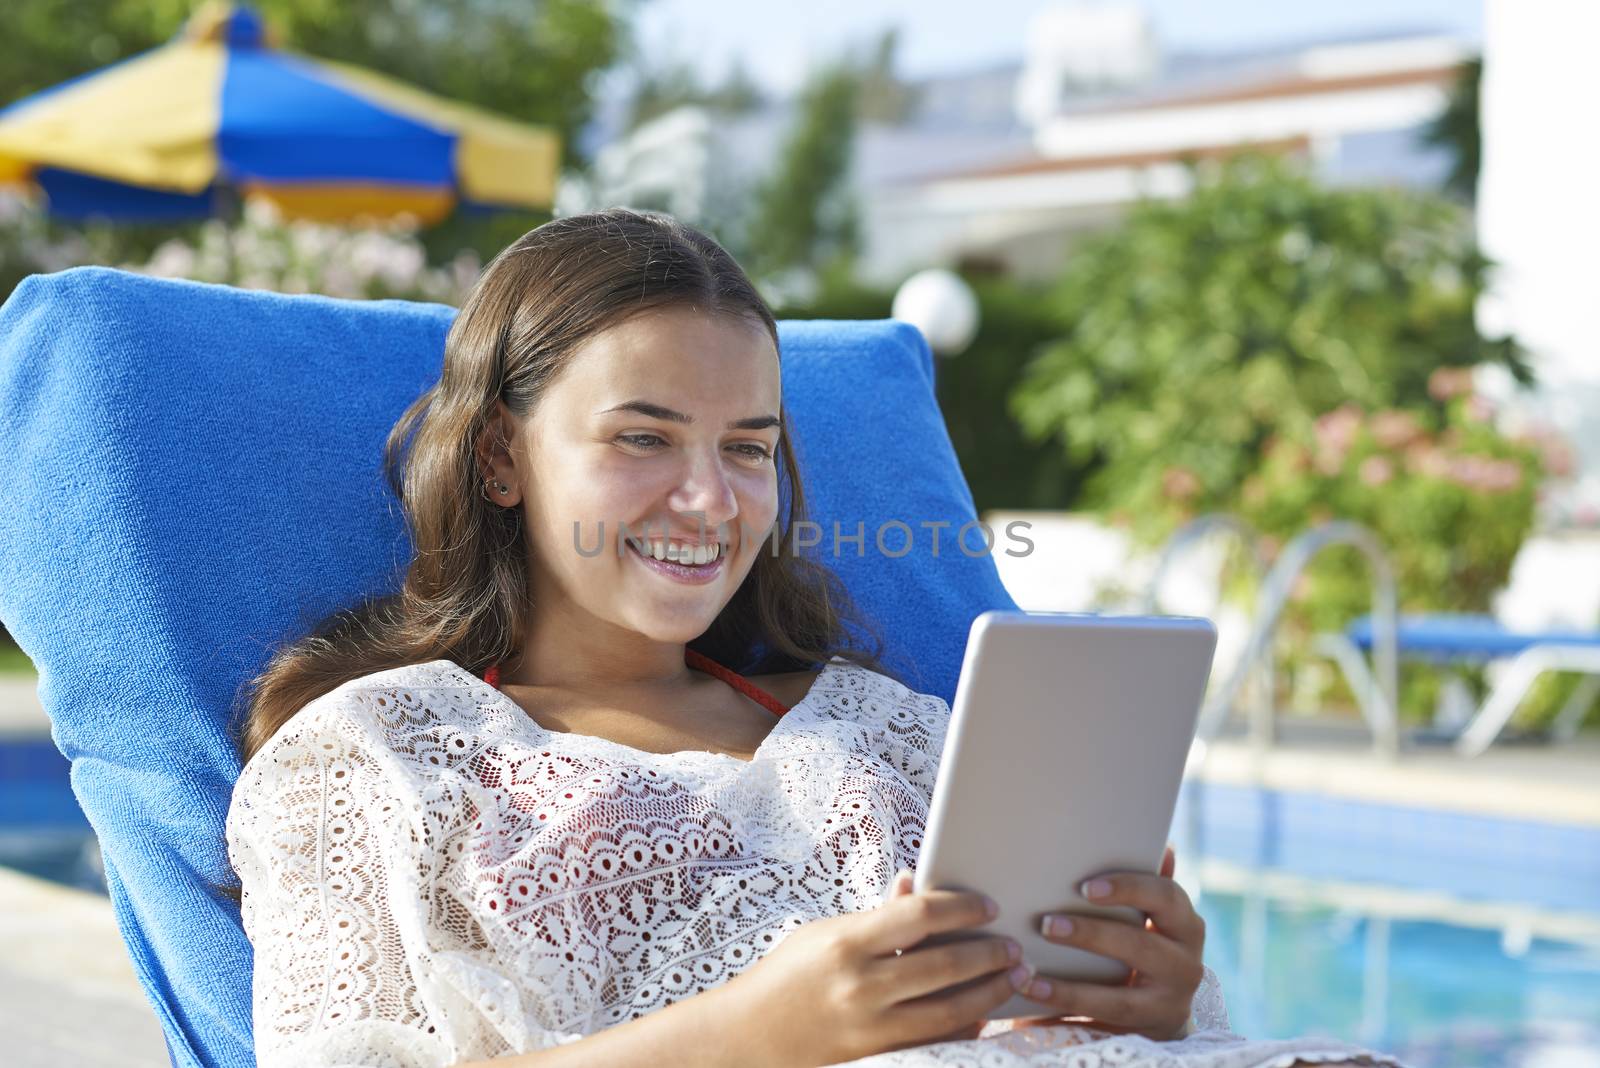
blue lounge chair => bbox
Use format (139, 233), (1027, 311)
(0, 266), (1018, 1068)
(1333, 613), (1600, 756)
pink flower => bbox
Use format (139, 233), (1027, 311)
(1464, 395), (1495, 423)
(1162, 466), (1202, 501)
(1448, 455), (1487, 489)
(1428, 366), (1476, 401)
(1370, 410), (1423, 450)
(1359, 456), (1394, 486)
(1539, 437), (1576, 478)
(1406, 444), (1451, 479)
(1314, 405), (1363, 455)
(1447, 456), (1524, 493)
(1481, 459), (1524, 492)
(1314, 449), (1346, 477)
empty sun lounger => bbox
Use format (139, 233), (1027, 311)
(1332, 613), (1600, 757)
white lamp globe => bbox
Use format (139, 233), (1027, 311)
(892, 268), (980, 357)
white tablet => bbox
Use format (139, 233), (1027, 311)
(912, 610), (1217, 1019)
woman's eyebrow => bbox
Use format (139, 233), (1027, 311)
(599, 400), (780, 431)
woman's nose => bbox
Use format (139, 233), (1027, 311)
(668, 451), (738, 527)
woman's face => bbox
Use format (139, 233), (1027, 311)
(509, 304), (783, 644)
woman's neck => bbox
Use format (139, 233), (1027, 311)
(498, 621), (696, 694)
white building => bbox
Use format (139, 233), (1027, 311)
(1475, 0), (1600, 528)
(861, 19), (1466, 284)
(568, 9), (1466, 289)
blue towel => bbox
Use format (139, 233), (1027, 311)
(0, 266), (1015, 1068)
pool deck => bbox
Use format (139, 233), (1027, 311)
(2, 671), (1598, 1063)
(0, 674), (47, 736)
(1196, 719), (1600, 829)
(0, 865), (168, 1067)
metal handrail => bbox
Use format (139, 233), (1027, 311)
(1140, 514), (1270, 614)
(1194, 520), (1401, 758)
(1141, 514), (1277, 746)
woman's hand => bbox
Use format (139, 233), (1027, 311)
(885, 869), (988, 1046)
(1011, 844), (1205, 1042)
(724, 871), (1031, 1067)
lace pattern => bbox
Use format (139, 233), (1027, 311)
(226, 657), (1404, 1067)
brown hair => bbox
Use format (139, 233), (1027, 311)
(231, 207), (891, 767)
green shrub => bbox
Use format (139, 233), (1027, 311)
(1010, 152), (1532, 548)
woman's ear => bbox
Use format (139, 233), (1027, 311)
(476, 400), (523, 506)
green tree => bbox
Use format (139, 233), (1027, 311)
(626, 55), (765, 132)
(1422, 57), (1482, 203)
(743, 58), (862, 281)
(1010, 152), (1532, 547)
(856, 27), (916, 125)
(0, 3), (163, 105)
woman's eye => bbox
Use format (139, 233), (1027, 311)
(619, 434), (770, 461)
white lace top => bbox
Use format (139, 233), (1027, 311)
(226, 657), (1400, 1068)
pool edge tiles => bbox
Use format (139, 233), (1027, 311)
(1174, 776), (1600, 915)
(1191, 857), (1600, 948)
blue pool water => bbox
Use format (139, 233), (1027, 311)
(1197, 889), (1600, 1066)
(3, 740), (1599, 1066)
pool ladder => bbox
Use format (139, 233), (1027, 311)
(1144, 516), (1401, 759)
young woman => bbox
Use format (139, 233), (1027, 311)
(225, 209), (1398, 1068)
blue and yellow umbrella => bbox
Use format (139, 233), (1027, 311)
(0, 3), (560, 224)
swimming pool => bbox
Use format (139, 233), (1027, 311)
(1170, 779), (1600, 1067)
(3, 740), (1598, 1066)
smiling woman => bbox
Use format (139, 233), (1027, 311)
(222, 208), (1398, 1068)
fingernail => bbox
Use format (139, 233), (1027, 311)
(1041, 914), (1073, 938)
(1027, 977), (1052, 1000)
(1081, 878), (1113, 900)
(983, 895), (999, 919)
(1005, 938), (1021, 963)
(1008, 963), (1035, 991)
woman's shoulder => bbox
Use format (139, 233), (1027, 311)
(240, 659), (476, 772)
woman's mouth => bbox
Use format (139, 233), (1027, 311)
(626, 540), (728, 586)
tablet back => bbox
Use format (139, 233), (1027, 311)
(913, 610), (1217, 1016)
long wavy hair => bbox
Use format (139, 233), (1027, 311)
(232, 207), (891, 767)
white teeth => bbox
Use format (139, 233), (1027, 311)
(642, 541), (722, 565)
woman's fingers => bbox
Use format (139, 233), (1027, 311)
(873, 933), (1024, 1002)
(890, 962), (1026, 1040)
(1033, 912), (1197, 981)
(1159, 844), (1176, 880)
(1073, 871), (1204, 951)
(862, 884), (998, 956)
(1011, 976), (1191, 1039)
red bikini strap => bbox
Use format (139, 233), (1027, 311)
(481, 650), (789, 717)
(684, 647), (790, 717)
